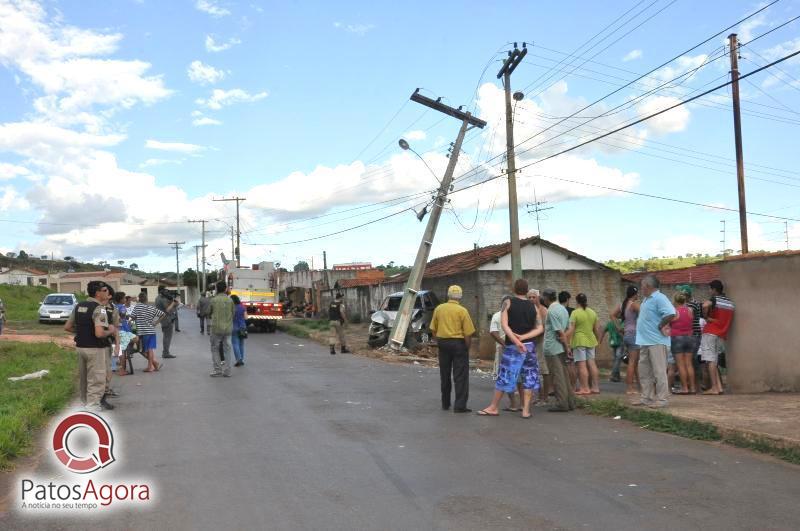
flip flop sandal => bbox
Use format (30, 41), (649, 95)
(502, 407), (521, 412)
(477, 409), (499, 416)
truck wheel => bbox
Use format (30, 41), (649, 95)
(266, 322), (277, 333)
(368, 336), (388, 348)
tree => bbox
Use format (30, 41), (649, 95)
(182, 268), (198, 287)
(117, 260), (125, 266)
(5, 252), (16, 258)
(293, 261), (310, 272)
(40, 255), (48, 260)
(129, 263), (139, 270)
(64, 256), (74, 261)
(17, 250), (28, 260)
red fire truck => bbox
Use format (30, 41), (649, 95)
(225, 260), (283, 332)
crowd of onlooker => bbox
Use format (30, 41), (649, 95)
(429, 275), (735, 416)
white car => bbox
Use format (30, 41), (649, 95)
(38, 293), (78, 324)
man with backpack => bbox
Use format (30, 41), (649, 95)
(328, 292), (349, 355)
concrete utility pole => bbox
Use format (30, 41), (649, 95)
(189, 219), (208, 294)
(720, 220), (727, 256)
(728, 34), (749, 254)
(168, 241), (185, 288)
(389, 89), (487, 350)
(323, 250), (329, 289)
(785, 221), (790, 250)
(497, 42), (528, 280)
(214, 196), (246, 266)
(193, 245), (202, 293)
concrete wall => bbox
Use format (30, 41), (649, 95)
(623, 280), (712, 307)
(720, 253), (800, 392)
(479, 244), (597, 271)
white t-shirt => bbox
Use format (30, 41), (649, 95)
(490, 311), (505, 355)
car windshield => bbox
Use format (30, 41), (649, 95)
(382, 296), (422, 311)
(43, 295), (74, 305)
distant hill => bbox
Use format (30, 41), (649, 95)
(0, 254), (141, 276)
(604, 254), (724, 274)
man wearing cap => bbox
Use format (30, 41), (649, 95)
(429, 285), (476, 413)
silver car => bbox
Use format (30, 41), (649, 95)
(368, 290), (440, 349)
(38, 293), (78, 323)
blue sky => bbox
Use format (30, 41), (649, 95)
(0, 0), (799, 274)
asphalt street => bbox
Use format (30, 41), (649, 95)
(3, 307), (800, 530)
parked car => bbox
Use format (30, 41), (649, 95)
(368, 290), (440, 349)
(38, 293), (78, 324)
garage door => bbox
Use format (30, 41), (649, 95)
(60, 282), (81, 293)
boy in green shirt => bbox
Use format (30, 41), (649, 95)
(599, 318), (624, 382)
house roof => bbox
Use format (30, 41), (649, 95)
(395, 236), (611, 282)
(722, 249), (800, 262)
(60, 271), (124, 279)
(332, 269), (386, 289)
(622, 263), (721, 285)
(1, 267), (47, 276)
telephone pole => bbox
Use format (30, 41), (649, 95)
(785, 221), (790, 250)
(720, 220), (726, 256)
(497, 42), (528, 281)
(189, 219), (208, 293)
(168, 241), (185, 288)
(193, 245), (204, 293)
(389, 89), (487, 350)
(728, 34), (749, 254)
(214, 196), (246, 267)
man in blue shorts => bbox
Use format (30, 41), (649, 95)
(130, 292), (167, 373)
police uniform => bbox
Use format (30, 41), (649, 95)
(328, 298), (348, 354)
(67, 297), (110, 408)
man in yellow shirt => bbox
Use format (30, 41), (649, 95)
(430, 285), (476, 413)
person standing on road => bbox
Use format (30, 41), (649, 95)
(489, 295), (520, 411)
(231, 294), (248, 367)
(676, 284), (703, 391)
(155, 286), (178, 358)
(598, 316), (624, 383)
(613, 286), (641, 395)
(0, 297), (6, 335)
(700, 280), (735, 395)
(64, 281), (116, 412)
(174, 293), (182, 332)
(567, 293), (602, 395)
(430, 285), (476, 413)
(208, 281), (234, 377)
(528, 289), (551, 405)
(328, 292), (349, 355)
(633, 275), (676, 409)
(197, 292), (211, 335)
(130, 292), (165, 373)
(670, 291), (696, 394)
(558, 290), (577, 389)
(541, 289), (576, 412)
(478, 279), (543, 419)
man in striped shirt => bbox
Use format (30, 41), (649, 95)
(130, 292), (167, 373)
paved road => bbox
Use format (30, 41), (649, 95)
(3, 308), (800, 530)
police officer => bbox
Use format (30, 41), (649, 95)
(65, 281), (117, 412)
(155, 286), (178, 358)
(328, 293), (349, 355)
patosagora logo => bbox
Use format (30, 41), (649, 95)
(52, 412), (116, 474)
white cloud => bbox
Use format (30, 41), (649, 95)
(404, 130), (426, 141)
(187, 60), (225, 85)
(0, 1), (171, 124)
(0, 186), (30, 211)
(145, 140), (205, 154)
(140, 158), (183, 168)
(192, 116), (222, 126)
(205, 35), (241, 53)
(195, 88), (268, 110)
(0, 162), (31, 180)
(623, 49), (642, 62)
(333, 22), (376, 36)
(195, 0), (230, 17)
(635, 95), (690, 135)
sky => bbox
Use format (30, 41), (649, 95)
(0, 0), (799, 275)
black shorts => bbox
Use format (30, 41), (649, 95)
(671, 335), (696, 355)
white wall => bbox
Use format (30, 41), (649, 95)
(0, 270), (47, 286)
(478, 244), (598, 271)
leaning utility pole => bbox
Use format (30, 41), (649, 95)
(168, 241), (185, 288)
(214, 196), (246, 266)
(728, 34), (749, 254)
(389, 89), (487, 350)
(189, 219), (208, 294)
(498, 42), (528, 280)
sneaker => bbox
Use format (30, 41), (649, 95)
(223, 372), (231, 377)
(341, 347), (350, 354)
(629, 400), (652, 407)
(163, 353), (177, 359)
(330, 348), (336, 355)
(106, 389), (120, 398)
(647, 402), (668, 409)
(453, 408), (472, 413)
(234, 361), (243, 367)
(210, 372), (224, 377)
(100, 398), (115, 410)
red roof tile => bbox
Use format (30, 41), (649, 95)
(395, 236), (609, 282)
(622, 263), (721, 285)
(61, 271), (124, 279)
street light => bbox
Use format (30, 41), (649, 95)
(398, 138), (441, 184)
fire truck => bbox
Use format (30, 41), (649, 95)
(224, 259), (283, 332)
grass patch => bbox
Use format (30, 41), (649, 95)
(277, 318), (331, 339)
(579, 398), (721, 440)
(579, 397), (800, 465)
(0, 341), (76, 470)
(5, 320), (70, 336)
(0, 285), (53, 321)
